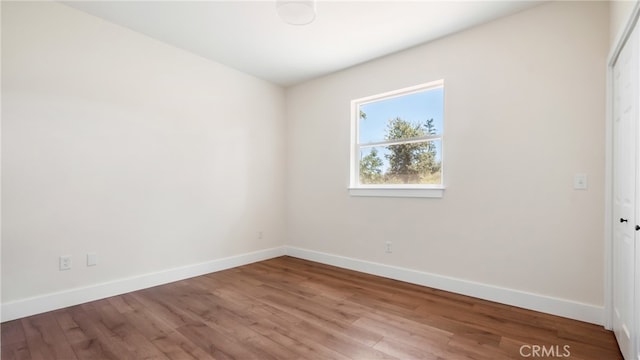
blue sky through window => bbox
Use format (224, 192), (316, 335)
(358, 87), (443, 144)
(357, 86), (444, 174)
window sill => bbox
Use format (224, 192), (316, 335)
(348, 187), (445, 198)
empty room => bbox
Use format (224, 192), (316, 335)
(1, 0), (639, 359)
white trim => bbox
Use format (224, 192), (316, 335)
(348, 187), (444, 198)
(285, 246), (604, 325)
(360, 135), (441, 149)
(609, 2), (640, 68)
(605, 1), (640, 331)
(1, 246), (286, 322)
(354, 79), (444, 106)
(604, 59), (614, 330)
(2, 245), (604, 325)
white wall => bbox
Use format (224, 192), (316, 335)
(286, 1), (608, 307)
(1, 2), (286, 303)
(0, 0), (612, 323)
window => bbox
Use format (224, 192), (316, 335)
(350, 80), (444, 198)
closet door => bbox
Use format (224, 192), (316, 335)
(612, 22), (639, 360)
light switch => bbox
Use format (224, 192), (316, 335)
(87, 253), (97, 266)
(574, 173), (588, 190)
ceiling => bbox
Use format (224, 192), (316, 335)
(62, 1), (542, 87)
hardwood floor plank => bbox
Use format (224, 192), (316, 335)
(293, 320), (399, 359)
(354, 313), (453, 349)
(175, 321), (257, 360)
(244, 298), (353, 360)
(126, 290), (198, 329)
(446, 341), (512, 360)
(1, 256), (623, 360)
(2, 320), (27, 345)
(119, 305), (175, 342)
(21, 313), (78, 360)
(247, 317), (352, 360)
(258, 292), (383, 347)
(372, 337), (449, 360)
(173, 292), (301, 359)
(57, 305), (134, 359)
(67, 337), (127, 360)
(1, 341), (32, 360)
(150, 331), (216, 360)
(80, 300), (171, 360)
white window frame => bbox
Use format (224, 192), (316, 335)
(349, 80), (445, 198)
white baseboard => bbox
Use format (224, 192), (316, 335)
(285, 246), (604, 325)
(2, 245), (604, 326)
(1, 246), (286, 322)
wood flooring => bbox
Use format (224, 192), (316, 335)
(1, 256), (622, 360)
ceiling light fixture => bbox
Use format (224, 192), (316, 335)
(276, 0), (316, 26)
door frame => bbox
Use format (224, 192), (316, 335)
(606, 2), (640, 331)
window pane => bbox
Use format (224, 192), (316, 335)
(359, 140), (441, 185)
(359, 87), (443, 144)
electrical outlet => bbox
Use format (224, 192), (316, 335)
(385, 241), (392, 253)
(258, 231), (264, 239)
(59, 255), (72, 271)
(574, 173), (588, 190)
